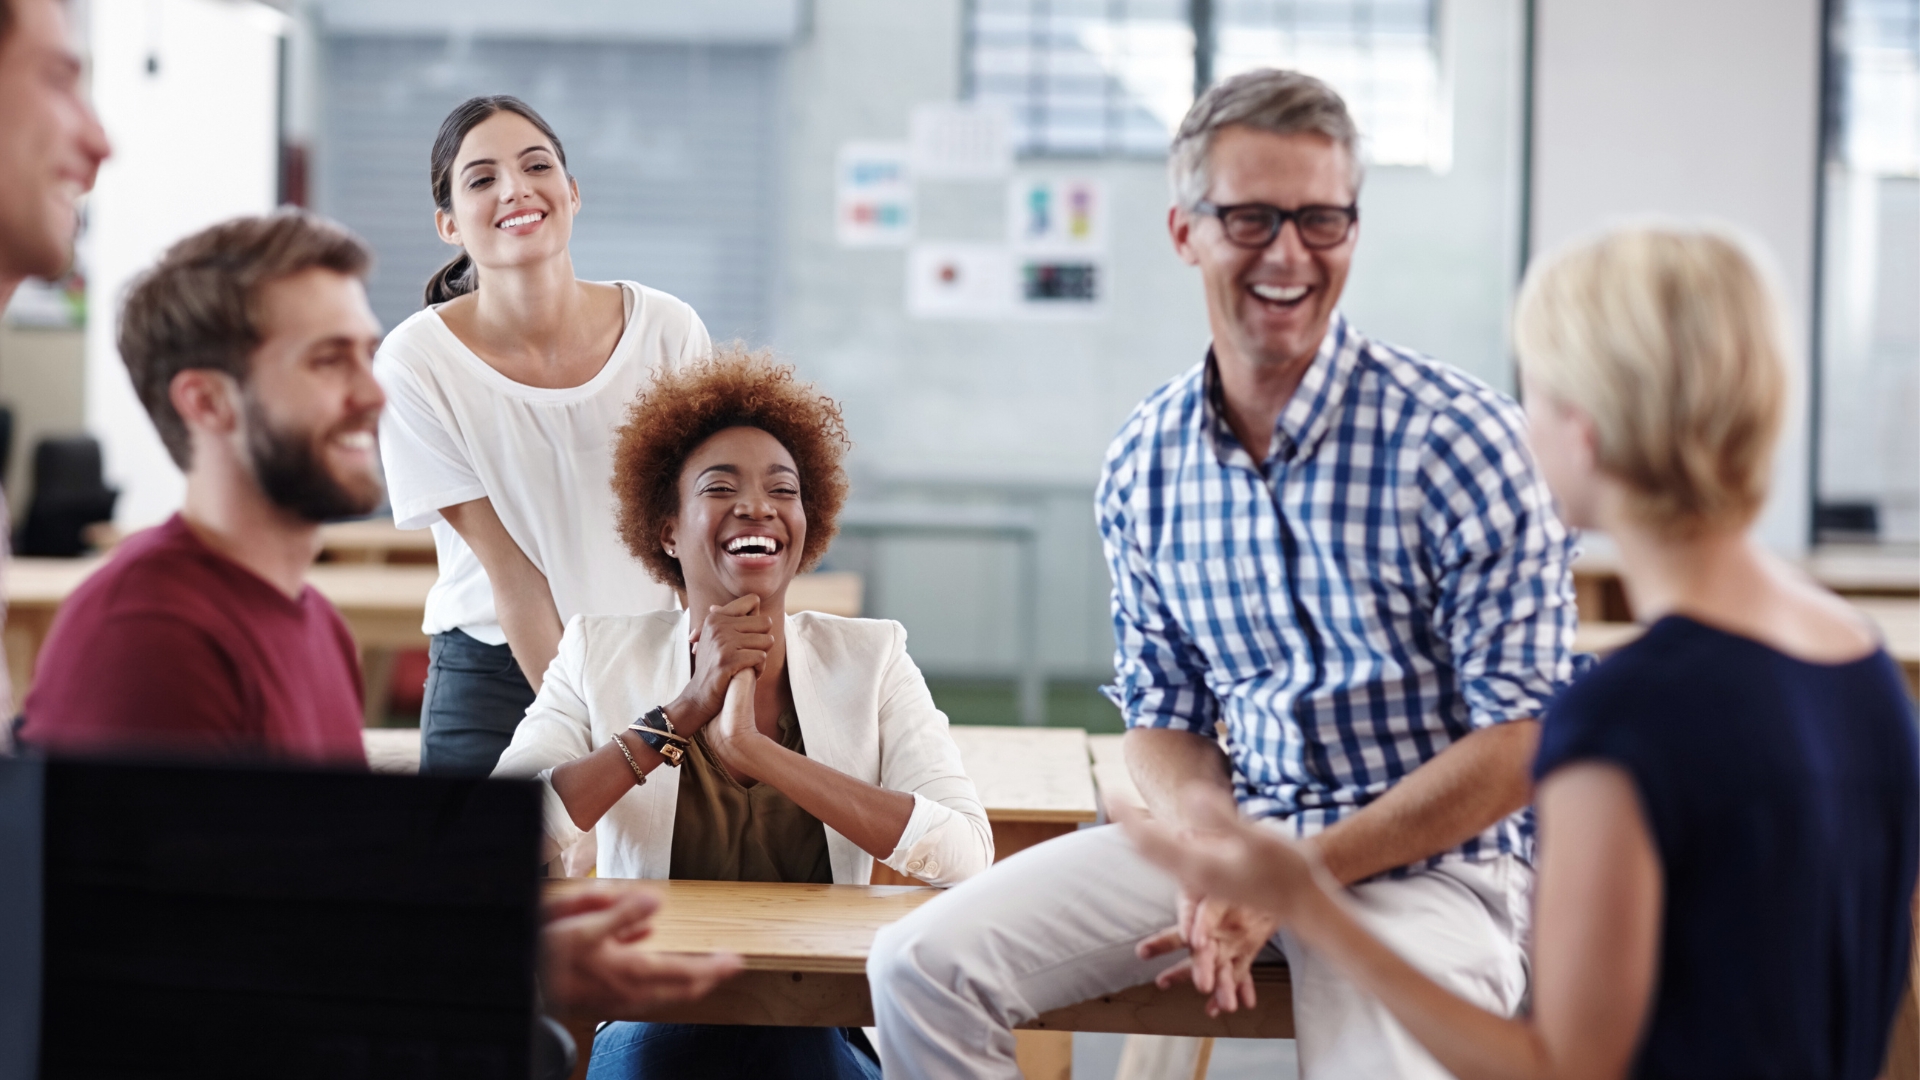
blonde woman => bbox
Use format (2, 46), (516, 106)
(1124, 225), (1919, 1079)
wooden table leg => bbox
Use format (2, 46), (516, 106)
(1117, 1035), (1215, 1080)
(3, 606), (54, 708)
(563, 1018), (596, 1080)
(1015, 1029), (1072, 1080)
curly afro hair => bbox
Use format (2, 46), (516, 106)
(613, 345), (851, 590)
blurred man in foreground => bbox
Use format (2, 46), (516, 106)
(0, 0), (109, 310)
(0, 0), (113, 721)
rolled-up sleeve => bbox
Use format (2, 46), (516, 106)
(492, 616), (596, 863)
(871, 623), (994, 886)
(1097, 446), (1217, 737)
(1418, 396), (1577, 730)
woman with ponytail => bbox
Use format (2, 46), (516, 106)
(375, 96), (711, 778)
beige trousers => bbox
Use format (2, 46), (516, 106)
(868, 823), (1530, 1080)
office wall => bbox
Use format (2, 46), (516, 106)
(315, 36), (784, 342)
(777, 0), (1529, 681)
(0, 328), (86, 525)
(84, 0), (283, 528)
(1529, 0), (1823, 555)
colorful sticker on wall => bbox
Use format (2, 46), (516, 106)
(836, 142), (913, 248)
(1015, 256), (1106, 319)
(1008, 177), (1106, 252)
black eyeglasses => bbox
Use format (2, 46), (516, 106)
(1192, 200), (1359, 250)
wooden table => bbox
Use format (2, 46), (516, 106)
(1574, 544), (1920, 623)
(1088, 733), (1144, 819)
(317, 518), (438, 564)
(946, 725), (1099, 858)
(1575, 598), (1920, 698)
(548, 876), (1294, 1031)
(544, 727), (1100, 1080)
(3, 556), (439, 722)
(4, 555), (864, 719)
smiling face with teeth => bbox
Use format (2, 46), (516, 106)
(434, 111), (579, 280)
(1170, 125), (1358, 382)
(233, 268), (388, 521)
(0, 0), (111, 286)
(661, 426), (809, 612)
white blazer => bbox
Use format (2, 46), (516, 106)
(493, 608), (994, 887)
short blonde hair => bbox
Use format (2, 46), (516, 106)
(1513, 224), (1788, 534)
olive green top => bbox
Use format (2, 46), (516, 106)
(668, 704), (834, 884)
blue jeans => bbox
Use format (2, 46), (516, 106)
(585, 1023), (881, 1080)
(418, 629), (536, 777)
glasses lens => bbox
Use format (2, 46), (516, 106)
(1222, 207), (1280, 247)
(1297, 208), (1352, 248)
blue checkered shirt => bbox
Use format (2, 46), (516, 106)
(1098, 313), (1577, 869)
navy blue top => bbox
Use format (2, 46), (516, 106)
(1536, 615), (1918, 1080)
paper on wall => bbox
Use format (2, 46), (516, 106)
(909, 103), (1014, 180)
(905, 243), (1014, 318)
(1014, 254), (1107, 318)
(1007, 177), (1107, 253)
(836, 141), (914, 247)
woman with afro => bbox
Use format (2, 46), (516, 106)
(495, 346), (992, 1078)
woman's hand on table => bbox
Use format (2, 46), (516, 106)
(665, 594), (775, 735)
(540, 885), (742, 1017)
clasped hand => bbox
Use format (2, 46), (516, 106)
(666, 594), (774, 738)
(1123, 793), (1341, 1016)
(703, 667), (763, 775)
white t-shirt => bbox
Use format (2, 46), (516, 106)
(375, 281), (711, 645)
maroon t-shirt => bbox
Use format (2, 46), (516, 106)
(19, 514), (368, 767)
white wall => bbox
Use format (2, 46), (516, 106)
(85, 0), (283, 527)
(776, 0), (1530, 681)
(312, 0), (802, 41)
(1529, 0), (1823, 555)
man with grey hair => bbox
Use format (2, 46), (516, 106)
(868, 70), (1577, 1077)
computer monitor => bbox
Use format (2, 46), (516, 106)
(0, 757), (542, 1079)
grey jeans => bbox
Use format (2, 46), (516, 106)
(867, 823), (1531, 1080)
(418, 629), (536, 777)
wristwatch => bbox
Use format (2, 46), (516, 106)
(628, 706), (688, 767)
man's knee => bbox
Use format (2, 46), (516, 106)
(869, 904), (978, 1009)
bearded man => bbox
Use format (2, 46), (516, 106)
(16, 212), (387, 762)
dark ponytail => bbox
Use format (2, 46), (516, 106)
(424, 252), (476, 305)
(424, 94), (570, 306)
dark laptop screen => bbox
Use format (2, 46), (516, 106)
(27, 759), (541, 1079)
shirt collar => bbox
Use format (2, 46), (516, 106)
(1201, 312), (1360, 470)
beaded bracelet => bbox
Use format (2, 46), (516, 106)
(610, 732), (648, 787)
